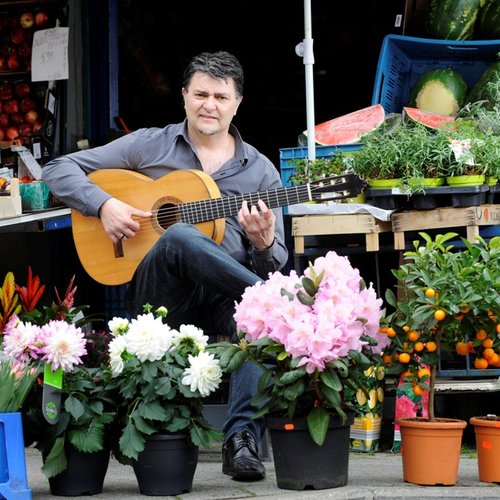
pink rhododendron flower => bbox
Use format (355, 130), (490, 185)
(234, 251), (385, 373)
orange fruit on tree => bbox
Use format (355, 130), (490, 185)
(402, 325), (410, 332)
(434, 309), (446, 321)
(482, 338), (494, 349)
(425, 288), (436, 298)
(496, 324), (500, 334)
(386, 327), (396, 338)
(399, 352), (411, 363)
(474, 357), (488, 370)
(383, 354), (392, 364)
(476, 329), (487, 340)
(414, 341), (424, 352)
(413, 384), (426, 397)
(408, 330), (419, 342)
(455, 341), (469, 356)
(417, 368), (431, 379)
(483, 348), (495, 360)
(426, 341), (437, 352)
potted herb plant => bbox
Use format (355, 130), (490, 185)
(382, 232), (500, 485)
(208, 251), (390, 490)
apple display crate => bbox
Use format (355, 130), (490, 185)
(371, 34), (500, 114)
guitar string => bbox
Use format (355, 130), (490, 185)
(121, 179), (353, 236)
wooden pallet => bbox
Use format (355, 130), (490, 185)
(292, 214), (392, 253)
(391, 205), (500, 250)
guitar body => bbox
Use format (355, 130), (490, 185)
(71, 169), (225, 286)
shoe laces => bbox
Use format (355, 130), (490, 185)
(233, 430), (258, 454)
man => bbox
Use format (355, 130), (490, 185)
(42, 51), (288, 481)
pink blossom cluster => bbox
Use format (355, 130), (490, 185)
(2, 315), (87, 373)
(234, 251), (389, 373)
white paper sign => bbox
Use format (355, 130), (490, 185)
(31, 28), (69, 82)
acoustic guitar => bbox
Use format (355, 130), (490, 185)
(71, 168), (364, 285)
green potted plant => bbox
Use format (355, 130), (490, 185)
(104, 304), (225, 496)
(207, 250), (390, 490)
(0, 268), (117, 496)
(382, 232), (500, 485)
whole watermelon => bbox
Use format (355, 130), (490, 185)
(426, 0), (481, 40)
(466, 60), (500, 109)
(478, 0), (500, 39)
(408, 69), (469, 116)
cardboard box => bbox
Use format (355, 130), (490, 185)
(0, 178), (22, 219)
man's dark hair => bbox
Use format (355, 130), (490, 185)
(183, 51), (244, 97)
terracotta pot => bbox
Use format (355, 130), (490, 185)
(470, 416), (500, 483)
(396, 417), (466, 486)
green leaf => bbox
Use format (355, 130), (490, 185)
(307, 407), (330, 446)
(119, 421), (145, 459)
(41, 437), (67, 479)
(296, 290), (315, 306)
(137, 400), (168, 421)
(279, 367), (307, 385)
(301, 276), (317, 297)
(64, 396), (85, 421)
(225, 349), (249, 373)
(320, 369), (342, 392)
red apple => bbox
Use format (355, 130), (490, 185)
(19, 97), (36, 113)
(10, 27), (25, 45)
(19, 12), (34, 29)
(35, 11), (49, 27)
(17, 42), (31, 58)
(14, 81), (30, 98)
(5, 126), (19, 140)
(0, 113), (9, 128)
(0, 82), (13, 100)
(24, 110), (38, 125)
(3, 99), (19, 114)
(7, 55), (21, 71)
(19, 123), (32, 136)
(0, 57), (8, 72)
(32, 120), (42, 133)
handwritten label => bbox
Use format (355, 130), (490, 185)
(31, 28), (69, 82)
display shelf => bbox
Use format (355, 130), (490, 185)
(0, 206), (70, 232)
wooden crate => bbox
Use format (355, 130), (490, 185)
(292, 214), (392, 253)
(391, 205), (500, 250)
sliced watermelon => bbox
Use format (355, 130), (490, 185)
(408, 69), (469, 116)
(302, 104), (385, 146)
(403, 107), (455, 129)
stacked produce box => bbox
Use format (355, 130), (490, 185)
(0, 0), (64, 213)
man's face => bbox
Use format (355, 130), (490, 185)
(182, 71), (242, 137)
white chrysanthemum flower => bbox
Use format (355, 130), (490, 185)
(40, 320), (87, 372)
(108, 335), (128, 376)
(170, 324), (208, 352)
(181, 351), (222, 397)
(125, 313), (172, 362)
(108, 316), (130, 336)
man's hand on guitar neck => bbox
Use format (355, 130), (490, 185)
(238, 200), (276, 250)
(99, 198), (152, 243)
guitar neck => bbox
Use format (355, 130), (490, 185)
(178, 184), (312, 224)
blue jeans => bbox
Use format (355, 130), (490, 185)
(126, 223), (266, 443)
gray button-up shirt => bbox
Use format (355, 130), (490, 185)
(42, 120), (289, 278)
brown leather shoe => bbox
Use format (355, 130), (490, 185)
(222, 430), (266, 481)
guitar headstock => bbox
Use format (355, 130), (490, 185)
(308, 174), (367, 202)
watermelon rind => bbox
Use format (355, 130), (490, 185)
(466, 60), (500, 110)
(408, 69), (469, 116)
(301, 104), (385, 146)
(478, 0), (500, 39)
(426, 0), (481, 40)
(403, 107), (455, 129)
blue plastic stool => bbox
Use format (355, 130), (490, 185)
(0, 412), (32, 499)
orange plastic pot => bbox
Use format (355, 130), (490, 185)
(396, 417), (466, 486)
(470, 416), (500, 483)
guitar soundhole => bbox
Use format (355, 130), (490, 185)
(153, 197), (181, 232)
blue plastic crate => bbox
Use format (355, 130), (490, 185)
(279, 144), (361, 188)
(372, 35), (500, 114)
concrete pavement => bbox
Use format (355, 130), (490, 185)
(24, 446), (500, 500)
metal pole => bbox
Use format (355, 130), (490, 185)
(297, 0), (316, 161)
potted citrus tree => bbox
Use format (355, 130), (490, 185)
(382, 232), (500, 485)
